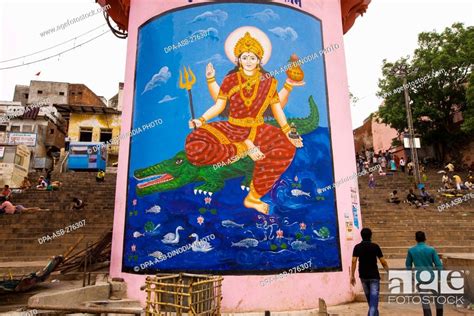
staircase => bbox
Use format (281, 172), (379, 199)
(0, 171), (116, 276)
(356, 168), (474, 302)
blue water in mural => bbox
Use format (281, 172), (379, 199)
(123, 2), (341, 274)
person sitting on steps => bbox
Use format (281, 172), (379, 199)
(420, 187), (434, 204)
(1, 185), (12, 200)
(70, 198), (85, 211)
(96, 169), (105, 182)
(388, 190), (401, 204)
(406, 189), (422, 208)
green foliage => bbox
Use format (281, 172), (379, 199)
(377, 23), (474, 160)
(295, 232), (303, 240)
(462, 72), (474, 133)
(144, 221), (155, 232)
(281, 243), (288, 249)
(270, 244), (278, 251)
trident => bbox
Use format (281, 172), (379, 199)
(179, 66), (197, 129)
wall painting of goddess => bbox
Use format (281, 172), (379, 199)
(123, 2), (342, 274)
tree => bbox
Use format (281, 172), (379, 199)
(377, 23), (474, 162)
(462, 71), (474, 133)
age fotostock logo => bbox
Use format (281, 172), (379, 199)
(388, 270), (465, 305)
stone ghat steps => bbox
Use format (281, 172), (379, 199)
(357, 168), (474, 261)
(0, 172), (116, 275)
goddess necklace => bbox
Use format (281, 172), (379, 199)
(238, 69), (260, 107)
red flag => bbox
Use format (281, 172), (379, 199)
(35, 71), (41, 76)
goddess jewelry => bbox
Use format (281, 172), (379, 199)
(281, 123), (291, 134)
(238, 70), (260, 106)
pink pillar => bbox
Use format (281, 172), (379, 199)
(110, 0), (362, 311)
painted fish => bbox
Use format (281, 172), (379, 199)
(133, 231), (144, 238)
(149, 251), (166, 260)
(291, 189), (311, 197)
(221, 220), (244, 228)
(231, 238), (259, 248)
(290, 240), (313, 251)
(145, 205), (161, 214)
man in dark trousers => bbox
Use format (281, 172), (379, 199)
(351, 228), (389, 316)
(406, 231), (443, 316)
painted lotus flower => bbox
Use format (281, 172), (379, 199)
(204, 197), (212, 205)
(299, 222), (307, 230)
(131, 244), (136, 252)
(276, 229), (284, 239)
(132, 199), (137, 206)
(197, 216), (205, 225)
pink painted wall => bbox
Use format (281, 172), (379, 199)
(371, 118), (399, 154)
(110, 0), (363, 311)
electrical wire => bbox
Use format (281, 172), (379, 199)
(0, 24), (108, 63)
(104, 12), (127, 39)
(0, 30), (110, 70)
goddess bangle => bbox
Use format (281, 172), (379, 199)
(284, 82), (293, 92)
(199, 117), (207, 125)
(281, 123), (291, 134)
(206, 77), (216, 83)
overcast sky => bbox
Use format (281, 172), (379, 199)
(0, 0), (472, 128)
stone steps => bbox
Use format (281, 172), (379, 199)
(358, 167), (473, 263)
(0, 172), (116, 275)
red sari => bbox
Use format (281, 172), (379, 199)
(185, 71), (296, 196)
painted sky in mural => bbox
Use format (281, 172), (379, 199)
(123, 2), (341, 274)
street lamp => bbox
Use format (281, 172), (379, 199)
(390, 64), (421, 186)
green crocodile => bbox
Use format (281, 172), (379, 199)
(134, 96), (320, 196)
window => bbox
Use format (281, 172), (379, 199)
(78, 91), (83, 95)
(0, 125), (7, 132)
(50, 128), (55, 134)
(22, 125), (33, 132)
(59, 92), (65, 96)
(100, 128), (113, 143)
(79, 127), (93, 142)
(11, 125), (21, 132)
(23, 93), (29, 99)
(37, 90), (43, 94)
(71, 92), (75, 95)
(14, 154), (24, 166)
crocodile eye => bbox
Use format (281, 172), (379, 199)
(176, 159), (183, 165)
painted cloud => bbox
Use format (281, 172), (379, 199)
(196, 54), (229, 66)
(189, 27), (219, 41)
(142, 67), (171, 95)
(269, 27), (298, 41)
(158, 95), (178, 104)
(245, 9), (279, 22)
(188, 9), (228, 26)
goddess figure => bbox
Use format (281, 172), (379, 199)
(185, 27), (303, 214)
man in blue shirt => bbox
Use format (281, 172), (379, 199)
(406, 231), (443, 316)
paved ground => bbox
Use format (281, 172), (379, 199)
(327, 302), (473, 315)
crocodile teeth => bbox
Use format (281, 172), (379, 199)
(204, 191), (208, 195)
(194, 189), (197, 195)
(198, 190), (202, 194)
(246, 187), (250, 191)
(241, 185), (245, 191)
(209, 192), (213, 196)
